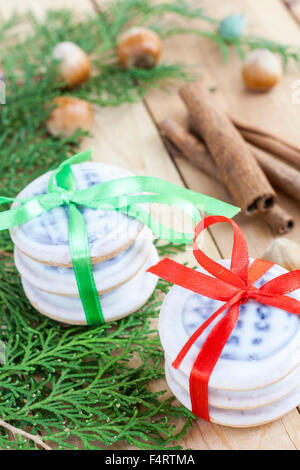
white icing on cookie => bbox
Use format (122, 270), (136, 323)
(166, 358), (300, 410)
(10, 162), (145, 266)
(14, 226), (153, 296)
(21, 246), (159, 324)
(165, 360), (300, 427)
(159, 259), (300, 391)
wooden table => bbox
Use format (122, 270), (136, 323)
(2, 0), (300, 450)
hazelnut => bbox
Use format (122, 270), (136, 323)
(52, 41), (91, 88)
(46, 97), (94, 137)
(242, 49), (282, 91)
(117, 27), (162, 70)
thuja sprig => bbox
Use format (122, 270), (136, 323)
(200, 30), (300, 67)
(155, 239), (187, 257)
(163, 11), (300, 67)
(2, 1), (299, 119)
(0, 2), (204, 107)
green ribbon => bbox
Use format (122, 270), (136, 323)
(1, 149), (240, 325)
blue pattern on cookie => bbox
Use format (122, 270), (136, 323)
(17, 165), (141, 247)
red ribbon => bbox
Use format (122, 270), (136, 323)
(148, 215), (300, 421)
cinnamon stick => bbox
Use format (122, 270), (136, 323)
(282, 1), (300, 28)
(234, 125), (300, 169)
(188, 116), (300, 202)
(263, 205), (295, 235)
(249, 144), (300, 201)
(160, 118), (220, 182)
(228, 114), (300, 168)
(179, 82), (276, 215)
(160, 118), (295, 235)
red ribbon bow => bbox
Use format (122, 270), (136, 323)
(148, 215), (300, 421)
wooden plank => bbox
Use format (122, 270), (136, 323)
(180, 415), (298, 450)
(146, 0), (300, 258)
(81, 101), (220, 264)
(0, 0), (94, 44)
(143, 0), (300, 450)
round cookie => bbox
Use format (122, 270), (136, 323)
(21, 246), (159, 324)
(159, 259), (300, 391)
(14, 227), (153, 296)
(166, 358), (300, 410)
(10, 162), (145, 266)
(165, 360), (300, 428)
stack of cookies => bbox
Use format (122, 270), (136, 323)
(159, 259), (300, 427)
(11, 161), (158, 324)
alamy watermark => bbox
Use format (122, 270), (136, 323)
(89, 198), (206, 251)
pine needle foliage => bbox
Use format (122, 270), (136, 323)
(1, 0), (298, 451)
(1, 2), (203, 108)
(0, 256), (193, 450)
(0, 66), (194, 446)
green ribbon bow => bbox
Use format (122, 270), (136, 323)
(0, 149), (240, 325)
